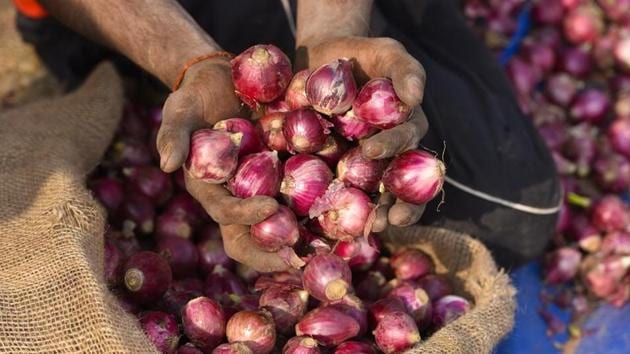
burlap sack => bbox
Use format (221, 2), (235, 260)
(0, 62), (515, 353)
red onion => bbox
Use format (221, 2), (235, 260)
(295, 306), (361, 346)
(601, 232), (630, 255)
(302, 253), (352, 302)
(182, 297), (226, 352)
(197, 222), (222, 242)
(371, 256), (395, 279)
(198, 238), (234, 273)
(432, 295), (471, 328)
(228, 151), (281, 198)
(463, 0), (489, 19)
(177, 343), (204, 354)
(224, 293), (260, 313)
(111, 287), (141, 314)
(104, 242), (123, 288)
(315, 136), (348, 169)
(552, 151), (577, 175)
(166, 192), (206, 226)
(597, 0), (630, 22)
(123, 166), (173, 206)
(280, 154), (333, 216)
(139, 311), (180, 354)
(118, 193), (156, 235)
(334, 341), (377, 354)
(286, 69), (312, 110)
(337, 147), (388, 193)
(306, 59), (357, 115)
(105, 229), (140, 259)
(594, 28), (619, 70)
(608, 119), (630, 158)
(186, 129), (241, 184)
(250, 205), (303, 267)
(570, 89), (610, 124)
(156, 237), (199, 279)
(564, 123), (597, 177)
(214, 118), (265, 157)
(556, 201), (571, 234)
(559, 47), (593, 78)
(368, 297), (407, 326)
(283, 336), (321, 354)
(226, 310), (276, 354)
(373, 311), (421, 354)
(111, 138), (152, 167)
(382, 150), (446, 205)
(582, 255), (630, 298)
(264, 98), (291, 114)
(255, 271), (304, 292)
(524, 42), (556, 73)
(355, 271), (387, 302)
(563, 4), (604, 44)
(615, 92), (630, 119)
(331, 109), (377, 141)
(257, 112), (288, 152)
(545, 247), (582, 284)
(593, 152), (630, 192)
(259, 287), (309, 333)
(536, 26), (563, 50)
(283, 109), (332, 154)
(353, 78), (411, 129)
(231, 44), (292, 109)
(333, 233), (380, 271)
(204, 266), (248, 304)
(546, 73), (579, 107)
(212, 343), (253, 354)
(309, 180), (375, 240)
(413, 274), (454, 301)
(616, 37), (630, 71)
(567, 214), (601, 253)
(120, 102), (149, 140)
(391, 248), (434, 281)
(531, 0), (564, 25)
(388, 282), (433, 330)
(156, 210), (193, 240)
(236, 263), (261, 286)
(590, 195), (629, 232)
(327, 294), (368, 336)
(123, 251), (172, 305)
(91, 177), (124, 213)
(507, 57), (542, 96)
(159, 279), (203, 317)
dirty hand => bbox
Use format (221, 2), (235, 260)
(302, 36), (429, 232)
(157, 57), (290, 272)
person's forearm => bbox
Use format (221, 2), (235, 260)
(296, 0), (373, 47)
(39, 0), (221, 88)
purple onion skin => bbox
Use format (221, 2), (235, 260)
(306, 59), (357, 115)
(264, 98), (291, 114)
(286, 69), (312, 111)
(570, 89), (611, 124)
(165, 193), (207, 227)
(106, 229), (140, 259)
(391, 248), (435, 281)
(250, 205), (300, 252)
(123, 165), (173, 206)
(333, 234), (380, 271)
(545, 247), (582, 285)
(334, 341), (377, 354)
(564, 123), (597, 177)
(197, 223), (222, 243)
(601, 232), (630, 255)
(156, 210), (194, 240)
(231, 44), (292, 109)
(226, 310), (277, 354)
(176, 343), (205, 354)
(412, 274), (454, 301)
(382, 150), (446, 205)
(111, 138), (152, 167)
(91, 177), (124, 213)
(432, 295), (471, 329)
(228, 151), (282, 198)
(283, 109), (332, 154)
(280, 154), (333, 216)
(118, 193), (156, 235)
(506, 57), (541, 97)
(563, 4), (604, 45)
(104, 241), (123, 288)
(198, 238), (235, 273)
(582, 255), (630, 298)
(373, 311), (421, 354)
(185, 129), (241, 184)
(531, 0), (563, 25)
(355, 271), (388, 302)
(546, 73), (578, 107)
(111, 288), (141, 315)
(302, 254), (353, 302)
(591, 195), (630, 232)
(331, 109), (377, 141)
(559, 47), (593, 78)
(257, 112), (288, 152)
(204, 266), (248, 304)
(315, 136), (348, 170)
(337, 147), (388, 193)
(259, 287), (309, 334)
(353, 78), (411, 129)
(593, 153), (630, 192)
(326, 294), (368, 336)
(387, 282), (433, 330)
(608, 119), (630, 159)
(182, 297), (226, 352)
(214, 118), (266, 157)
(368, 297), (407, 326)
(212, 343), (254, 354)
(295, 306), (361, 347)
(159, 279), (203, 317)
(283, 336), (321, 354)
(123, 251), (172, 305)
(156, 237), (200, 279)
(139, 311), (180, 354)
(255, 271), (304, 292)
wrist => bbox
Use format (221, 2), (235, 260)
(172, 51), (233, 91)
(163, 41), (224, 89)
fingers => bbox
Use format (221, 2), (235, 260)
(221, 224), (291, 273)
(372, 192), (395, 233)
(362, 108), (429, 159)
(388, 200), (426, 227)
(157, 88), (203, 173)
(185, 173), (279, 225)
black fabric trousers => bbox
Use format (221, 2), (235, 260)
(16, 0), (561, 268)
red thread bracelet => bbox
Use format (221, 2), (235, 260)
(171, 51), (234, 92)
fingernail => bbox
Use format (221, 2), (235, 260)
(364, 142), (385, 159)
(160, 154), (170, 171)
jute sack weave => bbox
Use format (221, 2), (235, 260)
(0, 62), (515, 353)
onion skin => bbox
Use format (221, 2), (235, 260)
(123, 251), (172, 305)
(226, 310), (277, 354)
(331, 109), (377, 141)
(563, 3), (604, 45)
(326, 294), (369, 336)
(368, 297), (407, 326)
(432, 295), (471, 328)
(295, 306), (361, 346)
(91, 177), (124, 213)
(111, 138), (152, 167)
(608, 119), (630, 158)
(214, 118), (266, 157)
(156, 210), (193, 240)
(283, 336), (321, 354)
(281, 154), (333, 216)
(212, 343), (253, 354)
(104, 242), (123, 288)
(372, 311), (421, 354)
(283, 109), (332, 154)
(337, 147), (388, 193)
(182, 297), (226, 352)
(139, 311), (180, 354)
(231, 44), (292, 109)
(355, 271), (387, 302)
(306, 59), (357, 115)
(412, 274), (454, 301)
(251, 205), (300, 254)
(286, 69), (312, 110)
(156, 237), (200, 279)
(159, 279), (203, 317)
(259, 287), (309, 333)
(333, 234), (380, 271)
(382, 150), (446, 205)
(123, 165), (173, 206)
(601, 232), (630, 255)
(177, 343), (204, 354)
(204, 266), (248, 304)
(165, 193), (207, 227)
(507, 57), (541, 97)
(197, 238), (234, 274)
(564, 123), (597, 177)
(302, 254), (352, 302)
(391, 248), (435, 281)
(545, 247), (582, 284)
(531, 0), (563, 25)
(570, 89), (610, 124)
(334, 341), (377, 354)
(118, 193), (156, 235)
(257, 112), (289, 152)
(546, 73), (578, 107)
(353, 78), (411, 129)
(255, 271), (304, 292)
(186, 129), (241, 184)
(582, 255), (630, 299)
(590, 195), (630, 232)
(228, 151), (282, 198)
(309, 180), (375, 240)
(315, 136), (348, 169)
(593, 153), (630, 193)
(388, 282), (433, 330)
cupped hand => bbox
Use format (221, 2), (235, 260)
(301, 36), (429, 232)
(157, 57), (290, 272)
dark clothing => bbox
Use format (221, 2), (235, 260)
(16, 0), (561, 268)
